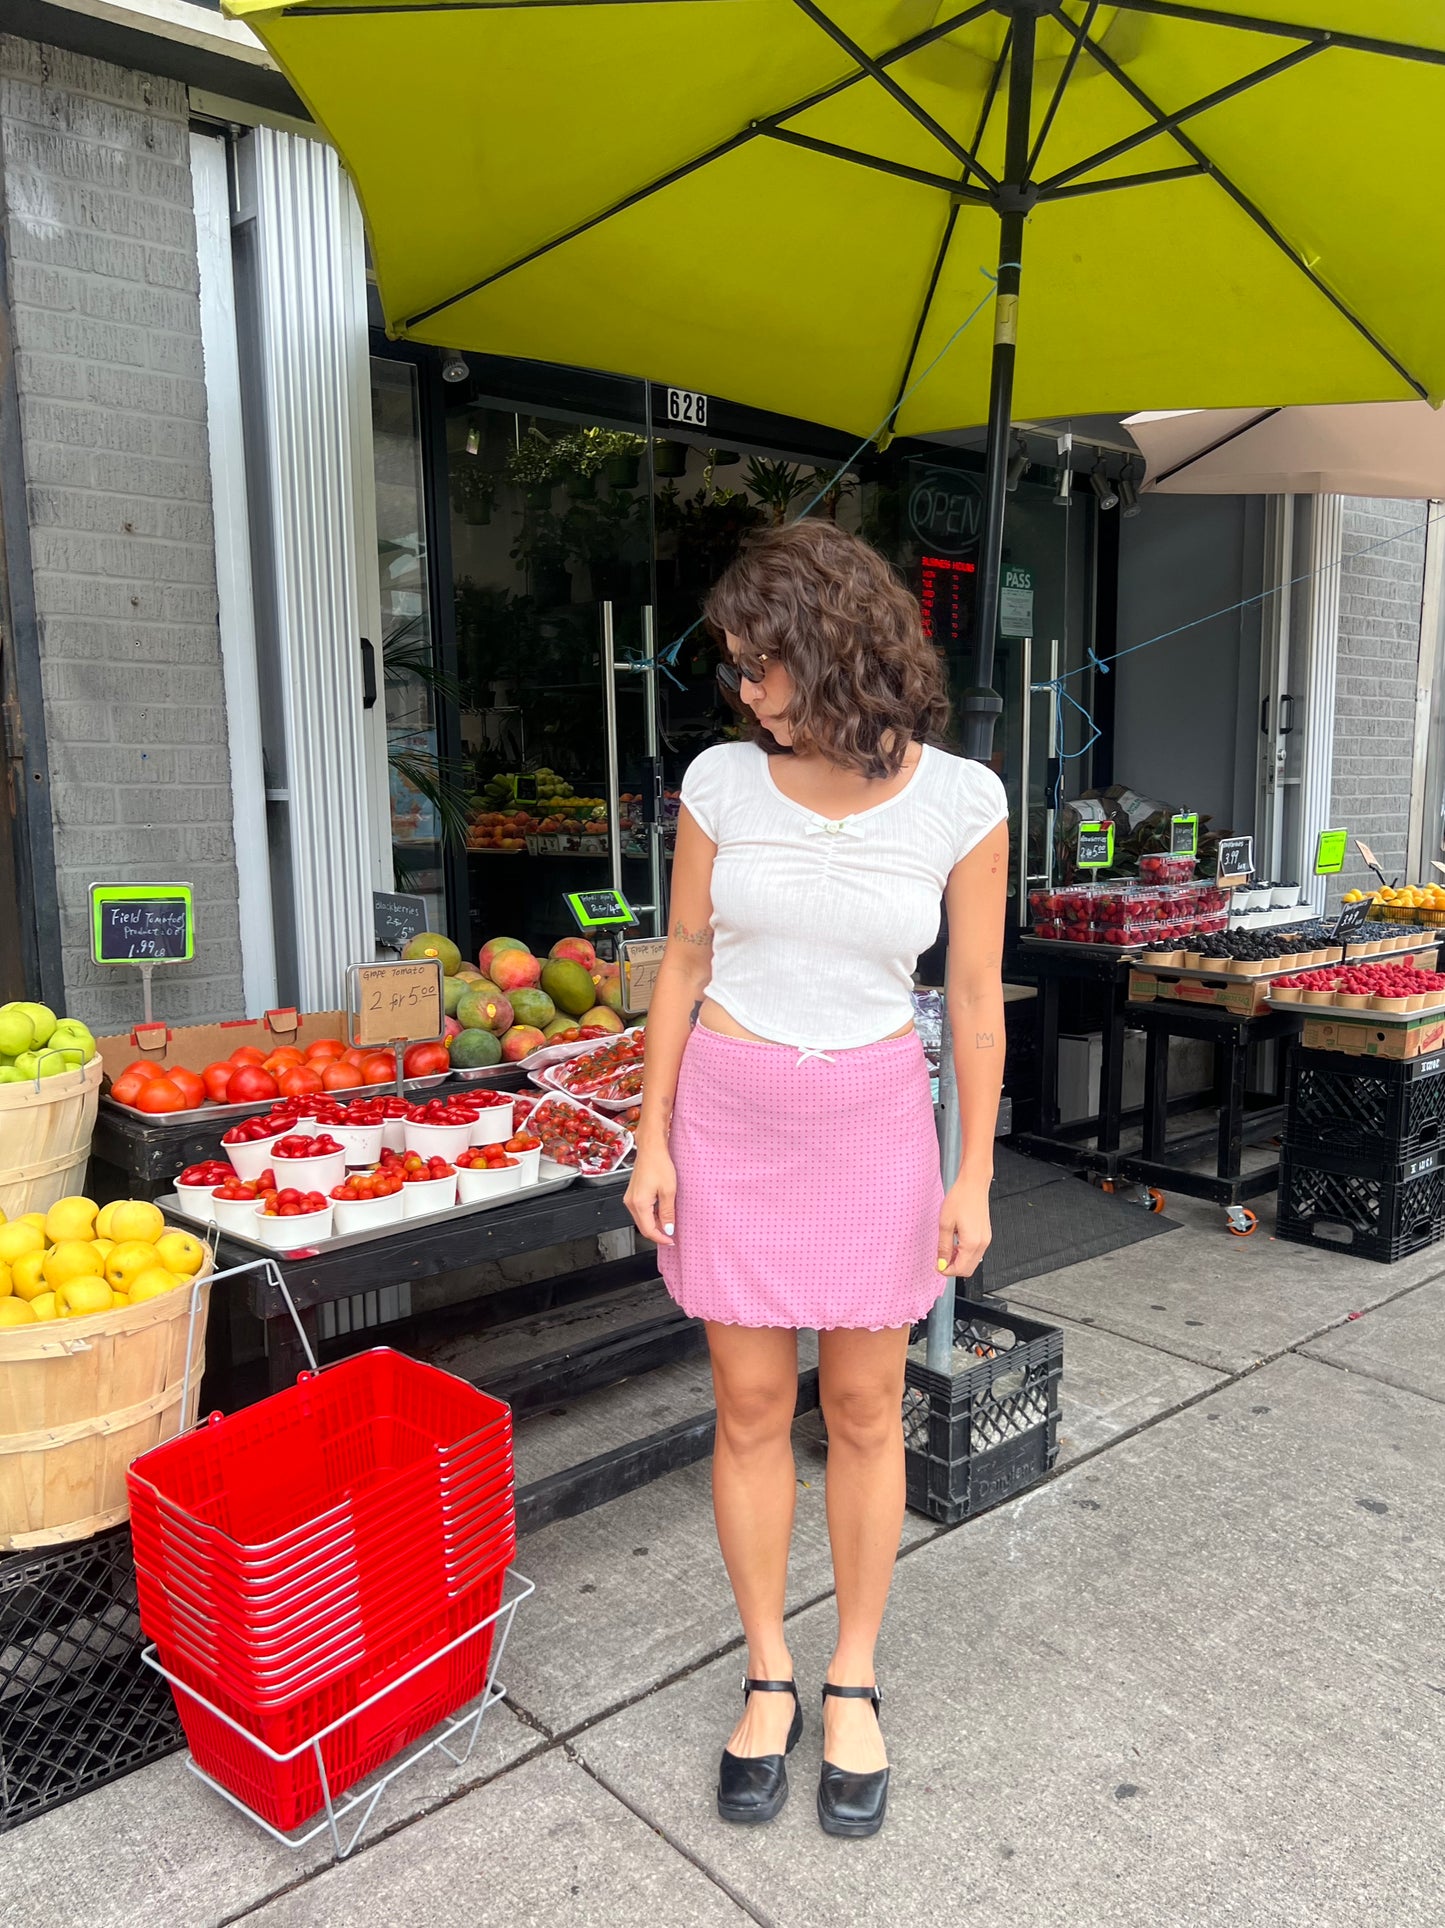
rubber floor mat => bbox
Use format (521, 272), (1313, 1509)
(977, 1148), (1179, 1294)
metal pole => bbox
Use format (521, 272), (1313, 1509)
(925, 999), (962, 1373)
(642, 604), (666, 937)
(600, 601), (624, 897)
(964, 0), (1038, 763)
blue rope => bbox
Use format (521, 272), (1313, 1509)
(658, 262), (1015, 667)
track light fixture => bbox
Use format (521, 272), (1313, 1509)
(1005, 433), (1030, 493)
(1118, 460), (1142, 517)
(1090, 459), (1119, 511)
(441, 351), (470, 384)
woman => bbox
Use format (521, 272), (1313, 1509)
(625, 520), (1007, 1839)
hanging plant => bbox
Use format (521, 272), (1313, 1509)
(450, 460), (495, 525)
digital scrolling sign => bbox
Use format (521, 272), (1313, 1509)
(918, 554), (977, 653)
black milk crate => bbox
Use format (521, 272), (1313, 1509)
(1276, 1141), (1445, 1264)
(0, 1525), (183, 1832)
(902, 1299), (1063, 1526)
(1286, 1047), (1445, 1159)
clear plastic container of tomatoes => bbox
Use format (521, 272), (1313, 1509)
(527, 1091), (633, 1178)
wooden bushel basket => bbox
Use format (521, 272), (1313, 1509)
(0, 1055), (104, 1221)
(0, 1252), (213, 1550)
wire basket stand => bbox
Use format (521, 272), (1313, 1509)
(137, 1254), (532, 1861)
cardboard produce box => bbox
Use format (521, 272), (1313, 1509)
(96, 1008), (348, 1085)
(1300, 1013), (1445, 1062)
(1128, 970), (1274, 1018)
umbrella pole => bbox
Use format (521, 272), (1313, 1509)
(963, 0), (1038, 763)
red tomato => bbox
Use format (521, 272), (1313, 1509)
(362, 1053), (397, 1086)
(403, 1041), (451, 1078)
(202, 1060), (235, 1103)
(263, 1047), (305, 1073)
(108, 1071), (150, 1107)
(321, 1061), (363, 1091)
(135, 1077), (188, 1115)
(277, 1065), (324, 1098)
(229, 1045), (268, 1067)
(167, 1066), (206, 1109)
(227, 1064), (280, 1104)
(304, 1038), (346, 1062)
(340, 1047), (368, 1068)
(121, 1059), (166, 1083)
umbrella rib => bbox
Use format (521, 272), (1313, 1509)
(760, 128), (990, 201)
(399, 0), (996, 328)
(1046, 162), (1207, 199)
(884, 27), (1010, 438)
(1105, 0), (1445, 68)
(1149, 409), (1281, 485)
(1026, 0), (1098, 178)
(785, 0), (1000, 192)
(1058, 16), (1430, 401)
(1038, 42), (1324, 195)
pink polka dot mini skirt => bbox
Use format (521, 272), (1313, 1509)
(657, 1022), (946, 1331)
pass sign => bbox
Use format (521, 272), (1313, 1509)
(349, 959), (444, 1050)
(90, 883), (194, 964)
(1076, 821), (1114, 870)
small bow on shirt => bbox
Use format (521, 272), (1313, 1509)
(804, 816), (866, 840)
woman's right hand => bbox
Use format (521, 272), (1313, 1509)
(625, 1144), (677, 1247)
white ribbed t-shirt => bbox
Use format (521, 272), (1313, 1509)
(680, 741), (1007, 1050)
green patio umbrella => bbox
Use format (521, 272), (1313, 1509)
(228, 0), (1445, 751)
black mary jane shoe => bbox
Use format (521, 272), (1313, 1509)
(817, 1683), (889, 1839)
(717, 1677), (803, 1825)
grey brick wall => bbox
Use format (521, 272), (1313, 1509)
(0, 37), (244, 1031)
(1331, 498), (1426, 898)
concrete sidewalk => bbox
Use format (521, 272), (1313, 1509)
(7, 1193), (1445, 1928)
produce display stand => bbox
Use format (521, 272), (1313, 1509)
(1012, 937), (1145, 1179)
(1118, 999), (1302, 1221)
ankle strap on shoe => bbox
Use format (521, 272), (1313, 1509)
(821, 1683), (881, 1706)
(742, 1676), (798, 1698)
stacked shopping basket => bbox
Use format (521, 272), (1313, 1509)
(127, 1348), (516, 1834)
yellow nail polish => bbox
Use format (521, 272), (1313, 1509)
(936, 1258), (948, 1272)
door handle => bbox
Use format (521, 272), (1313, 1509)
(360, 637), (377, 709)
(1278, 692), (1294, 735)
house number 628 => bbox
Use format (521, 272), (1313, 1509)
(666, 388), (707, 427)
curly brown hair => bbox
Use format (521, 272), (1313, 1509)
(702, 521), (949, 778)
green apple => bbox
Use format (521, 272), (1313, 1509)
(13, 1049), (66, 1079)
(0, 1008), (35, 1057)
(11, 1002), (56, 1046)
(48, 1019), (95, 1063)
(0, 1067), (26, 1084)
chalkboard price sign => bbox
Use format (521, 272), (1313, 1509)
(373, 890), (428, 955)
(1330, 898), (1372, 944)
(1169, 813), (1199, 858)
(90, 883), (194, 964)
(1216, 836), (1255, 884)
(565, 888), (638, 932)
(1075, 822), (1114, 871)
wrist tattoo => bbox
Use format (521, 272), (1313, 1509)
(975, 1031), (995, 1048)
(671, 921), (713, 946)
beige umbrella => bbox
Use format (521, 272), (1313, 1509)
(1127, 404), (1445, 497)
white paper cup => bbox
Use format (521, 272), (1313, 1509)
(508, 1144), (542, 1186)
(332, 1190), (405, 1234)
(403, 1118), (474, 1163)
(468, 1101), (515, 1147)
(380, 1115), (408, 1153)
(401, 1171), (457, 1217)
(270, 1149), (347, 1195)
(212, 1191), (266, 1238)
(173, 1179), (219, 1224)
(333, 1121), (384, 1167)
(253, 1202), (334, 1248)
(223, 1133), (282, 1183)
(457, 1161), (520, 1203)
(1271, 885), (1300, 908)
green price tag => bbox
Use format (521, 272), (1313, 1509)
(1314, 828), (1348, 876)
(1169, 814), (1199, 858)
(565, 888), (638, 932)
(89, 883), (194, 964)
(1076, 822), (1114, 871)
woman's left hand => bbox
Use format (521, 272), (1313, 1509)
(936, 1176), (992, 1279)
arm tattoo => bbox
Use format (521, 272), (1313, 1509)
(671, 921), (713, 946)
(975, 1031), (995, 1049)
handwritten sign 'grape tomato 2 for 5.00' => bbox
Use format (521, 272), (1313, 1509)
(347, 960), (444, 1050)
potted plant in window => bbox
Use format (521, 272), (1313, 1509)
(744, 456), (808, 525)
(652, 437), (690, 479)
(506, 426), (560, 509)
(450, 460), (495, 526)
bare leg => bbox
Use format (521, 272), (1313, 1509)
(817, 1324), (911, 1773)
(708, 1322), (801, 1757)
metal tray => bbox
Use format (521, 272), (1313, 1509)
(1264, 995), (1445, 1026)
(101, 1072), (461, 1131)
(158, 1166), (578, 1258)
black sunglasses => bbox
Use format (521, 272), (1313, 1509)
(715, 652), (769, 694)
